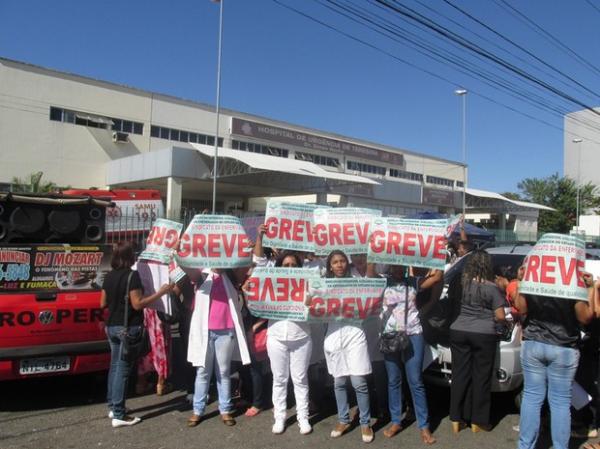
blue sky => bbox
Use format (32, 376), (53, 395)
(1, 0), (599, 194)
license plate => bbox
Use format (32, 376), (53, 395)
(19, 356), (70, 375)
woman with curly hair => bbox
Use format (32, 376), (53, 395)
(449, 250), (506, 433)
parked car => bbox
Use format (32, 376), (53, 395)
(423, 245), (531, 407)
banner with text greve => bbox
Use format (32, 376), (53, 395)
(245, 267), (320, 321)
(175, 215), (252, 269)
(262, 200), (328, 252)
(307, 277), (386, 324)
(519, 233), (588, 301)
(138, 218), (183, 264)
(367, 218), (448, 270)
(313, 207), (382, 256)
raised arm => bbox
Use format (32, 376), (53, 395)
(130, 283), (174, 311)
(254, 224), (266, 258)
(575, 272), (596, 325)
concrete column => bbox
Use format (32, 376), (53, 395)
(166, 177), (183, 219)
(316, 192), (328, 205)
(499, 212), (507, 231)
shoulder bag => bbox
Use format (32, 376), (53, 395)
(120, 271), (151, 363)
(378, 283), (412, 359)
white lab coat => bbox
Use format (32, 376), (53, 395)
(187, 270), (251, 367)
(324, 321), (371, 377)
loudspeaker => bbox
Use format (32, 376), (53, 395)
(0, 200), (106, 244)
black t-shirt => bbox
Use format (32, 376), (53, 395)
(103, 268), (144, 327)
(522, 295), (581, 348)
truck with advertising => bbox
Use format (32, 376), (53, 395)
(0, 192), (113, 380)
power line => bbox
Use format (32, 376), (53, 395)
(318, 0), (600, 135)
(407, 0), (598, 103)
(270, 0), (600, 146)
(442, 0), (600, 100)
(584, 0), (600, 15)
(494, 0), (600, 78)
(373, 0), (600, 116)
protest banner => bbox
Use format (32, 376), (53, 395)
(175, 215), (252, 269)
(262, 201), (327, 252)
(519, 233), (588, 301)
(307, 277), (386, 323)
(367, 218), (448, 269)
(445, 215), (461, 238)
(138, 218), (183, 264)
(0, 244), (111, 292)
(313, 207), (382, 256)
(244, 267), (320, 321)
(168, 259), (187, 284)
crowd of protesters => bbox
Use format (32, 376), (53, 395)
(100, 218), (600, 449)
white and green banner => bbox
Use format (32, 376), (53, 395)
(138, 218), (183, 264)
(520, 233), (588, 301)
(307, 277), (386, 323)
(245, 269), (385, 323)
(313, 207), (382, 256)
(175, 215), (252, 268)
(244, 267), (320, 321)
(367, 218), (448, 269)
(262, 200), (327, 252)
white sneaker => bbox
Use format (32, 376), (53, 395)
(111, 416), (142, 428)
(298, 419), (312, 435)
(272, 419), (285, 434)
(108, 409), (131, 419)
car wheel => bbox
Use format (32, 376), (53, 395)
(513, 388), (523, 410)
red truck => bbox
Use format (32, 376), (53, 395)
(0, 192), (113, 380)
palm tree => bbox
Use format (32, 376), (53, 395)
(11, 172), (59, 193)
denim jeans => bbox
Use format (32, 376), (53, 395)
(518, 340), (580, 449)
(384, 333), (430, 429)
(334, 375), (371, 426)
(106, 325), (141, 420)
(193, 329), (235, 416)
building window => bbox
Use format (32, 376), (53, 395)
(389, 168), (423, 182)
(346, 160), (386, 176)
(456, 181), (464, 187)
(49, 107), (144, 134)
(295, 151), (340, 167)
(150, 125), (160, 137)
(49, 107), (62, 121)
(232, 139), (289, 158)
(426, 175), (455, 187)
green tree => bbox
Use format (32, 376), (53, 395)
(513, 173), (600, 233)
(11, 172), (59, 193)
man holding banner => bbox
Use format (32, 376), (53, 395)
(515, 234), (597, 449)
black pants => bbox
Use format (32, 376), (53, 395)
(449, 329), (498, 425)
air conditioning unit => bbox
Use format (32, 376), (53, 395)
(112, 131), (129, 143)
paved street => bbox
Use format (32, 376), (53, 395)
(1, 371), (582, 449)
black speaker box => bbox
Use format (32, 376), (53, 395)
(0, 201), (106, 244)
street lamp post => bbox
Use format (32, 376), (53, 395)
(573, 138), (583, 232)
(455, 89), (467, 216)
(211, 0), (224, 215)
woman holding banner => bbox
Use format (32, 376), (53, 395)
(322, 250), (374, 443)
(100, 241), (174, 428)
(367, 263), (440, 444)
(515, 270), (596, 449)
(187, 267), (251, 428)
(253, 226), (313, 435)
(449, 250), (506, 433)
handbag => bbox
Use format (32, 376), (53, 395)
(378, 283), (413, 359)
(120, 271), (151, 363)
